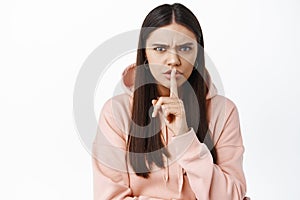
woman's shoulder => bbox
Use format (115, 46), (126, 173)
(207, 94), (241, 144)
(208, 94), (239, 115)
(99, 93), (132, 136)
(100, 92), (132, 120)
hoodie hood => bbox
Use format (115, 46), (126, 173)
(121, 63), (218, 100)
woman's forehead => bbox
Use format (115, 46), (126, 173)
(146, 24), (197, 45)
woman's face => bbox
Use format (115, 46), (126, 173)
(145, 23), (197, 95)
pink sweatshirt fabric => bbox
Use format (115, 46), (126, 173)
(92, 63), (247, 200)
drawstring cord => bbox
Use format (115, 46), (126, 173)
(164, 126), (169, 182)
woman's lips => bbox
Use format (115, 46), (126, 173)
(163, 70), (183, 79)
(163, 69), (183, 75)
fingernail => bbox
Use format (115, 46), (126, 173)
(152, 99), (155, 105)
(152, 112), (155, 118)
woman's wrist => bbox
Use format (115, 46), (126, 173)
(176, 122), (189, 136)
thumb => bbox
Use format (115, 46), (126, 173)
(151, 99), (159, 118)
(152, 99), (157, 105)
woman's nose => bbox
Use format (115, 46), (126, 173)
(167, 50), (181, 66)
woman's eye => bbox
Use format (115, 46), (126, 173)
(154, 47), (166, 52)
(179, 46), (192, 51)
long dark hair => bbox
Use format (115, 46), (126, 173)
(127, 3), (217, 178)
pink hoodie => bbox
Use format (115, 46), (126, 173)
(92, 63), (247, 200)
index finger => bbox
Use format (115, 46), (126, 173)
(170, 68), (178, 97)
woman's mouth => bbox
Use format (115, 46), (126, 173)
(163, 70), (183, 79)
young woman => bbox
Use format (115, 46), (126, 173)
(92, 3), (248, 200)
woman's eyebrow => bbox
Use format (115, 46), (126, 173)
(150, 42), (194, 47)
(177, 42), (194, 46)
(151, 43), (169, 47)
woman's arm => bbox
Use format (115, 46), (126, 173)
(170, 99), (247, 200)
(92, 98), (168, 200)
(92, 98), (131, 199)
(92, 157), (166, 200)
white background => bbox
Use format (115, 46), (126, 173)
(1, 0), (299, 199)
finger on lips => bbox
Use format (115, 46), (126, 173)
(152, 68), (178, 118)
(170, 68), (178, 98)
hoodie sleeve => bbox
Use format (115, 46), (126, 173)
(170, 99), (247, 200)
(92, 98), (169, 200)
(92, 98), (131, 199)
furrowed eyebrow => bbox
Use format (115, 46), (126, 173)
(150, 42), (194, 47)
(177, 42), (194, 46)
(151, 43), (169, 47)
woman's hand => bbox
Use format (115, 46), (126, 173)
(151, 68), (189, 136)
